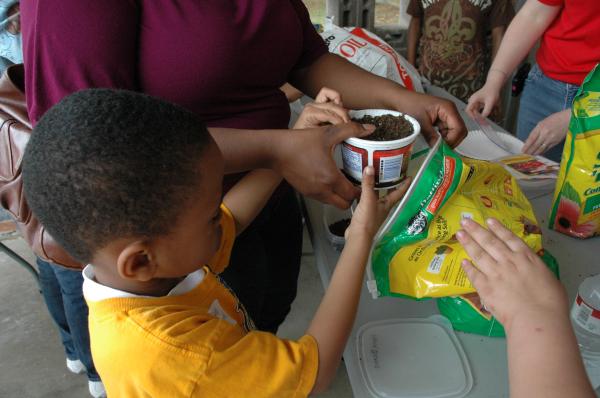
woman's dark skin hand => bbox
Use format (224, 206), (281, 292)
(274, 122), (375, 209)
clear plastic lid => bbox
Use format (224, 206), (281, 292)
(356, 315), (473, 398)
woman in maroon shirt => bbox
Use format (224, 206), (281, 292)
(21, 1), (466, 394)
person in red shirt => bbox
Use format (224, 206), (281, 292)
(466, 0), (600, 161)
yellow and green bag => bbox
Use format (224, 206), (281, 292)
(371, 140), (542, 299)
(549, 64), (600, 238)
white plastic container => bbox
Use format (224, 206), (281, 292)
(322, 205), (352, 251)
(572, 274), (600, 356)
(342, 109), (420, 189)
(356, 315), (473, 398)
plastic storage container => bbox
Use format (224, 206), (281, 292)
(572, 274), (600, 356)
(356, 315), (473, 398)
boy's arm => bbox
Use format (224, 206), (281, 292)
(209, 123), (372, 210)
(222, 170), (282, 236)
(466, 0), (560, 117)
(457, 218), (595, 398)
(407, 16), (421, 67)
(307, 168), (411, 393)
(222, 88), (351, 235)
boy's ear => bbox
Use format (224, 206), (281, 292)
(116, 241), (158, 282)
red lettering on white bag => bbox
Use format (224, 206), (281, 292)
(339, 37), (368, 58)
(349, 27), (415, 91)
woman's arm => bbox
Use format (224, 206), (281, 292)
(407, 16), (422, 67)
(221, 89), (351, 234)
(289, 53), (467, 147)
(467, 0), (561, 117)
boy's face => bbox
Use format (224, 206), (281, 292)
(150, 140), (225, 278)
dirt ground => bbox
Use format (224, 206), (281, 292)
(303, 0), (401, 26)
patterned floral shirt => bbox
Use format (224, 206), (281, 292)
(408, 0), (514, 103)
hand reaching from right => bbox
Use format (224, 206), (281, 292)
(456, 217), (566, 332)
(456, 217), (594, 398)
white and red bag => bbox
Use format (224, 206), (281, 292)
(320, 21), (424, 93)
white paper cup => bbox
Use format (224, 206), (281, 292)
(342, 109), (420, 189)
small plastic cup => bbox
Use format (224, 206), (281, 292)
(342, 109), (420, 189)
(323, 205), (352, 251)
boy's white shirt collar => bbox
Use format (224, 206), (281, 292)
(82, 265), (205, 302)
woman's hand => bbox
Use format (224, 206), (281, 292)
(398, 92), (467, 148)
(521, 109), (570, 156)
(466, 81), (502, 119)
(293, 87), (349, 129)
(274, 122), (375, 209)
(346, 167), (411, 240)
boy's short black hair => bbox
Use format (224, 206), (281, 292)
(22, 89), (212, 263)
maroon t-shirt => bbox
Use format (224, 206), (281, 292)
(21, 0), (327, 129)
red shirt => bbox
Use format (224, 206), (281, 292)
(536, 0), (600, 85)
(21, 0), (327, 128)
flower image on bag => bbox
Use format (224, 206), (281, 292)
(549, 64), (600, 239)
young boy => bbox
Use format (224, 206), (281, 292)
(21, 88), (408, 396)
(407, 0), (514, 106)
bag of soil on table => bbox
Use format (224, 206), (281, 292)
(371, 140), (543, 299)
(549, 64), (600, 239)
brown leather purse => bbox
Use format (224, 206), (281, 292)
(0, 64), (82, 269)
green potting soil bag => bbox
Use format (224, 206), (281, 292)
(371, 140), (542, 299)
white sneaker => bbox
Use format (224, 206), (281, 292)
(88, 380), (107, 398)
(66, 358), (86, 374)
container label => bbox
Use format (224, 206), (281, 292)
(342, 143), (367, 181)
(378, 153), (403, 183)
(373, 146), (411, 184)
(572, 294), (600, 336)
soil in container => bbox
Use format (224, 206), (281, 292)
(329, 218), (351, 237)
(353, 114), (414, 141)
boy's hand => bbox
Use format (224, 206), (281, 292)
(293, 87), (349, 129)
(346, 166), (411, 240)
(521, 109), (570, 155)
(456, 218), (568, 334)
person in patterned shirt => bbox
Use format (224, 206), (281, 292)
(407, 0), (514, 108)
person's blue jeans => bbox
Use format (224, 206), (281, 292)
(37, 258), (100, 382)
(517, 64), (580, 162)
